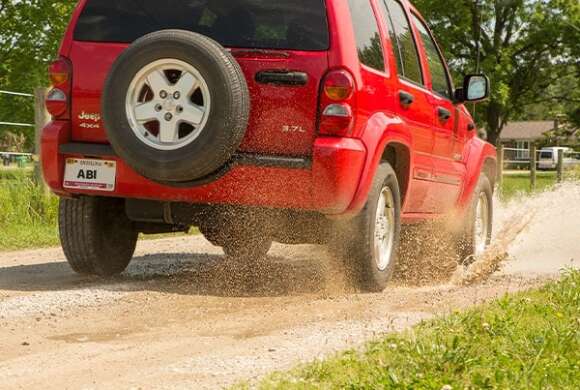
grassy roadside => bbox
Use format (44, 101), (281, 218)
(0, 169), (59, 250)
(245, 271), (580, 389)
(500, 171), (557, 198)
(500, 166), (580, 199)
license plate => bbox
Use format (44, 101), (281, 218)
(64, 158), (116, 192)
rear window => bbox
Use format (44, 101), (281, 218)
(74, 0), (330, 51)
(540, 152), (553, 159)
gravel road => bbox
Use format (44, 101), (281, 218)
(0, 184), (578, 389)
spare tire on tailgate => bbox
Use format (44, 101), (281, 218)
(102, 30), (250, 183)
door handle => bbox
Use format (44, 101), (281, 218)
(437, 107), (451, 122)
(399, 90), (415, 106)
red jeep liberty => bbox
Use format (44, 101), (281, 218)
(42, 0), (496, 292)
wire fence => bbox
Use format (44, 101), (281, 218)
(0, 89), (35, 128)
(0, 89), (36, 166)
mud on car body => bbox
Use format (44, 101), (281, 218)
(42, 0), (496, 292)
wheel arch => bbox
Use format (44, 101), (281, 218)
(458, 137), (498, 209)
(482, 157), (497, 189)
(342, 112), (413, 217)
(381, 142), (411, 207)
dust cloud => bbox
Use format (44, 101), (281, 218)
(209, 183), (580, 294)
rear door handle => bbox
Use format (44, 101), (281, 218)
(399, 91), (415, 106)
(255, 70), (308, 86)
(437, 107), (451, 122)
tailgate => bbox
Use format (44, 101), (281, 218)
(67, 0), (330, 157)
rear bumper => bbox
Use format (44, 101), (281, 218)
(41, 121), (366, 215)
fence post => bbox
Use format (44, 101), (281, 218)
(34, 88), (48, 186)
(557, 149), (564, 183)
(496, 144), (504, 192)
(530, 144), (537, 191)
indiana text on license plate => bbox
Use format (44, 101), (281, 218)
(64, 158), (117, 192)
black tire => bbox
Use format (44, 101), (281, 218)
(457, 175), (493, 262)
(59, 197), (138, 277)
(102, 29), (250, 183)
(333, 163), (402, 292)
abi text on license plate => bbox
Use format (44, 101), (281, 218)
(64, 158), (117, 192)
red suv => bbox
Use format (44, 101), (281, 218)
(42, 0), (496, 291)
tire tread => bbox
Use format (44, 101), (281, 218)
(59, 198), (137, 277)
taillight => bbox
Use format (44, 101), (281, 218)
(46, 57), (72, 119)
(319, 69), (356, 136)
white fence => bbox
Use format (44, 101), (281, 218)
(502, 147), (580, 168)
(498, 145), (579, 190)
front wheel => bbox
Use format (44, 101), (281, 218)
(332, 163), (402, 292)
(59, 197), (138, 276)
(457, 175), (493, 262)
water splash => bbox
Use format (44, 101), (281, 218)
(453, 182), (580, 285)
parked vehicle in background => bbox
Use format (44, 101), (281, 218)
(538, 147), (575, 170)
(41, 0), (496, 292)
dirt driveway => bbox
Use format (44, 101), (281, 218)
(0, 184), (578, 389)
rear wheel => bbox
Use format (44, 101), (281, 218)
(59, 197), (138, 276)
(332, 163), (402, 292)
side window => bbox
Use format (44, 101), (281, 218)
(383, 0), (423, 85)
(347, 0), (385, 72)
(412, 14), (452, 99)
(376, 0), (403, 74)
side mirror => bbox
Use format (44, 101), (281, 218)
(455, 75), (490, 103)
(463, 74), (490, 103)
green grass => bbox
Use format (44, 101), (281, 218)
(0, 169), (59, 250)
(245, 271), (580, 389)
(500, 171), (558, 199)
(0, 166), (33, 181)
(500, 166), (580, 199)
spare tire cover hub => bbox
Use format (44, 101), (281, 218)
(125, 59), (211, 151)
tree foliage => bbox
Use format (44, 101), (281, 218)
(0, 0), (75, 150)
(413, 0), (580, 145)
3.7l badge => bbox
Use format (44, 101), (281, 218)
(282, 125), (306, 133)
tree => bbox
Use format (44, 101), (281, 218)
(413, 0), (580, 145)
(0, 0), (76, 150)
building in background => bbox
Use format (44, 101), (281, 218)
(500, 121), (556, 160)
